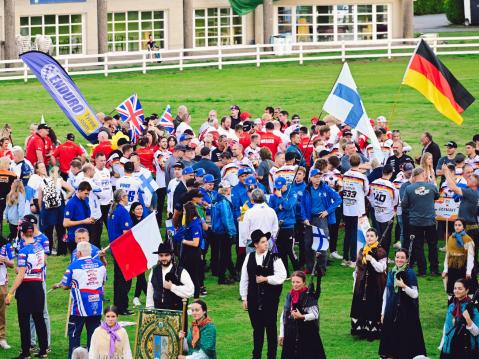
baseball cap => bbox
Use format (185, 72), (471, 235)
(203, 174), (215, 183)
(238, 167), (253, 177)
(377, 116), (387, 123)
(244, 175), (257, 187)
(240, 112), (252, 121)
(179, 134), (192, 142)
(173, 161), (185, 169)
(274, 177), (287, 189)
(21, 221), (34, 233)
(37, 124), (50, 130)
(310, 168), (321, 178)
(455, 153), (466, 163)
(182, 167), (194, 175)
(66, 133), (75, 141)
(174, 144), (186, 152)
(242, 121), (253, 132)
(23, 214), (38, 225)
(195, 168), (206, 177)
(445, 141), (458, 148)
(403, 163), (414, 172)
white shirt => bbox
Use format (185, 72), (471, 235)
(240, 203), (279, 248)
(26, 174), (45, 199)
(175, 122), (193, 139)
(221, 162), (239, 187)
(368, 178), (398, 223)
(116, 175), (143, 211)
(274, 164), (297, 185)
(145, 263), (194, 308)
(93, 167), (112, 206)
(154, 150), (171, 188)
(342, 169), (369, 217)
(239, 251), (286, 301)
(82, 177), (102, 219)
(218, 127), (238, 142)
(167, 178), (181, 215)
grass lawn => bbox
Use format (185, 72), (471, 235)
(1, 57), (478, 358)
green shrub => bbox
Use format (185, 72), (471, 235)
(444, 0), (465, 24)
(414, 0), (444, 15)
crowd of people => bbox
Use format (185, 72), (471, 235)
(0, 104), (478, 358)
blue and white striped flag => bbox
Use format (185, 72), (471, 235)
(357, 215), (371, 256)
(311, 225), (329, 252)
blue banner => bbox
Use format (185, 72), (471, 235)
(20, 51), (101, 143)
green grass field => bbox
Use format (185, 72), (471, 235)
(1, 56), (479, 358)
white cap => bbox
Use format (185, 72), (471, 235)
(254, 118), (262, 125)
(377, 116), (387, 123)
(219, 179), (231, 189)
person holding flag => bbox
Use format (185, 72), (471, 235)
(301, 168), (342, 274)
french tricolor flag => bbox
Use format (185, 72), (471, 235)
(110, 212), (162, 281)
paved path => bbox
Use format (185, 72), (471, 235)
(414, 13), (479, 33)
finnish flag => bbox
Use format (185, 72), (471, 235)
(311, 225), (329, 252)
(323, 62), (381, 151)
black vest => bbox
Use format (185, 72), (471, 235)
(246, 251), (282, 307)
(151, 264), (184, 310)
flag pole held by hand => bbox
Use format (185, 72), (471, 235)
(179, 298), (188, 355)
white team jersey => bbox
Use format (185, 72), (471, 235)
(465, 155), (479, 172)
(244, 146), (260, 161)
(67, 171), (83, 190)
(234, 156), (254, 171)
(154, 150), (171, 188)
(275, 165), (297, 185)
(392, 172), (408, 216)
(116, 175), (143, 210)
(167, 178), (181, 215)
(440, 172), (467, 198)
(342, 169), (369, 217)
(93, 167), (112, 206)
(322, 169), (342, 191)
(367, 178), (398, 222)
(83, 177), (102, 219)
(221, 162), (239, 187)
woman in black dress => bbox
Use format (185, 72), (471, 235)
(350, 228), (387, 340)
(379, 248), (426, 358)
(279, 271), (326, 359)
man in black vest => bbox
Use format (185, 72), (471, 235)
(239, 230), (287, 359)
(145, 242), (194, 310)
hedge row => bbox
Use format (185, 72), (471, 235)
(414, 0), (465, 25)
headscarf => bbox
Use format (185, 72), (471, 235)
(191, 316), (212, 349)
(100, 321), (122, 358)
(361, 240), (379, 264)
(452, 230), (467, 248)
(451, 296), (470, 320)
(391, 263), (408, 293)
(290, 286), (308, 307)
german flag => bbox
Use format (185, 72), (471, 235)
(402, 39), (475, 125)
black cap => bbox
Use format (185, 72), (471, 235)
(66, 133), (75, 141)
(242, 121), (253, 132)
(37, 124), (50, 130)
(23, 214), (38, 225)
(174, 144), (186, 152)
(153, 242), (174, 254)
(249, 229), (271, 247)
(445, 141), (458, 148)
(200, 147), (211, 156)
(124, 161), (134, 173)
(173, 161), (185, 169)
(21, 221), (34, 233)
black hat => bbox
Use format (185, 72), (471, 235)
(37, 124), (50, 130)
(23, 214), (38, 225)
(242, 121), (253, 132)
(66, 133), (75, 141)
(249, 229), (271, 247)
(173, 161), (185, 169)
(21, 221), (34, 233)
(153, 242), (174, 254)
(445, 141), (458, 148)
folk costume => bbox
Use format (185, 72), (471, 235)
(350, 241), (387, 340)
(379, 266), (426, 358)
(88, 322), (133, 359)
(182, 317), (217, 359)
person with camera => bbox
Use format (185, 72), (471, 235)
(146, 241), (193, 312)
(379, 248), (426, 358)
(278, 270), (326, 359)
(239, 229), (286, 359)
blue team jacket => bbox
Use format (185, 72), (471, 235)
(289, 181), (306, 221)
(300, 182), (342, 224)
(268, 189), (297, 229)
(211, 194), (237, 237)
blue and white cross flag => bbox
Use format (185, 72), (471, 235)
(323, 62), (381, 151)
(20, 51), (101, 143)
(311, 225), (329, 252)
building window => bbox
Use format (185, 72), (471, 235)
(194, 8), (243, 47)
(19, 14), (83, 55)
(107, 11), (166, 52)
(276, 4), (390, 42)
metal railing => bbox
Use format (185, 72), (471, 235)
(2, 35), (479, 82)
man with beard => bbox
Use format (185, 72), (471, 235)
(385, 141), (414, 181)
(146, 242), (194, 310)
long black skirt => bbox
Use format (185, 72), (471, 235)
(281, 320), (326, 359)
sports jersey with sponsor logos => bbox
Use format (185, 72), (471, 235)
(465, 155), (479, 171)
(221, 162), (239, 187)
(116, 175), (143, 210)
(17, 241), (45, 282)
(392, 172), (409, 216)
(61, 256), (106, 317)
(342, 169), (369, 217)
(368, 178), (398, 222)
(93, 167), (113, 206)
(17, 232), (51, 256)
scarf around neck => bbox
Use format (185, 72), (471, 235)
(452, 230), (467, 248)
(391, 263), (408, 293)
(100, 321), (121, 358)
(290, 287), (308, 307)
(191, 317), (212, 349)
(452, 296), (470, 320)
(362, 241), (379, 264)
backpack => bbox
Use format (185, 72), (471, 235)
(42, 178), (62, 209)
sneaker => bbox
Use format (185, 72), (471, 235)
(0, 340), (11, 349)
(133, 297), (141, 307)
(200, 287), (207, 297)
(348, 261), (356, 269)
(330, 251), (343, 260)
(393, 241), (401, 249)
(341, 260), (351, 267)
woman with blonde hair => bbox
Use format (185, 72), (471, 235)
(420, 152), (436, 185)
(5, 179), (26, 240)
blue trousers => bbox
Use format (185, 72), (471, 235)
(68, 315), (101, 358)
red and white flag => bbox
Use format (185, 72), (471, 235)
(110, 212), (162, 281)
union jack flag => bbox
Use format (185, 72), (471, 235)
(159, 105), (175, 134)
(116, 94), (144, 139)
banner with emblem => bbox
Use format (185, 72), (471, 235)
(134, 308), (183, 359)
(20, 51), (101, 143)
(434, 197), (460, 221)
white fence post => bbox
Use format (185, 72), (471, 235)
(256, 44), (260, 67)
(23, 63), (28, 83)
(104, 54), (108, 77)
(142, 53), (147, 74)
(179, 50), (184, 71)
(64, 58), (69, 73)
(218, 48), (222, 70)
(299, 43), (303, 65)
(387, 40), (392, 59)
(341, 41), (346, 62)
